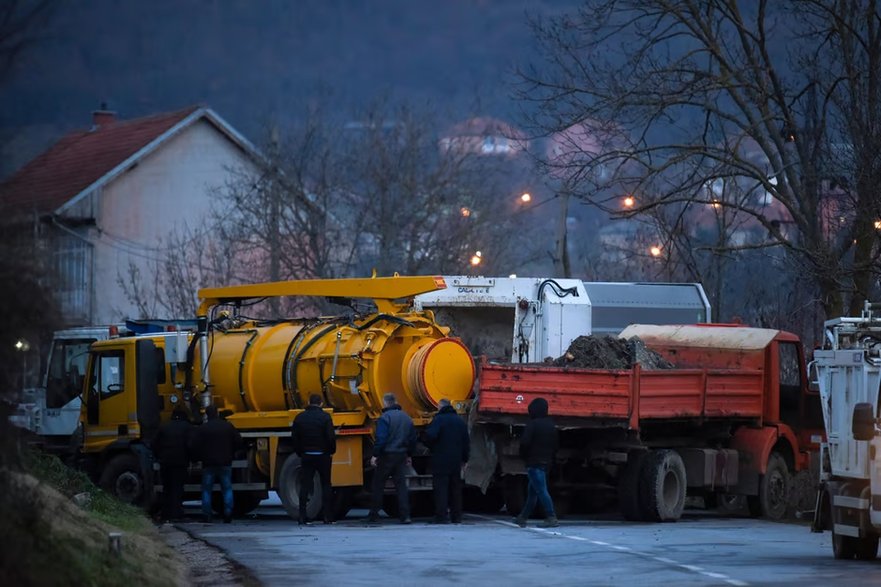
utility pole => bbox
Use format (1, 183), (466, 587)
(553, 191), (572, 277)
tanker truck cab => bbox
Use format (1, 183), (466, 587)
(80, 336), (168, 503)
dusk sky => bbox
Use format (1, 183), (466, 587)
(1, 0), (579, 173)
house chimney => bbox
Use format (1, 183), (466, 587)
(91, 102), (116, 129)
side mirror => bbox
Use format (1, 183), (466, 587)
(807, 360), (820, 393)
(852, 402), (877, 441)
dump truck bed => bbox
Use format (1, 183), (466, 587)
(476, 358), (765, 429)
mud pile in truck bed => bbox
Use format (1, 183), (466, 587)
(551, 335), (674, 370)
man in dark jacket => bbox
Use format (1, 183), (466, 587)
(291, 394), (337, 525)
(152, 407), (192, 522)
(366, 392), (417, 524)
(515, 397), (559, 528)
(191, 404), (243, 523)
(423, 398), (469, 524)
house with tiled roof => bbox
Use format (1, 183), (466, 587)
(1, 105), (260, 325)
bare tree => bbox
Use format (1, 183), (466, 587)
(521, 0), (881, 323)
(0, 0), (55, 83)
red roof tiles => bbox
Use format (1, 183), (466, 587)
(0, 106), (201, 214)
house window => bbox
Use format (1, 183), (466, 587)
(52, 231), (92, 322)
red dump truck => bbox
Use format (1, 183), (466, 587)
(468, 323), (824, 522)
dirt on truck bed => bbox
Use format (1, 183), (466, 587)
(551, 335), (673, 370)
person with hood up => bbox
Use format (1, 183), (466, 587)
(423, 398), (470, 524)
(514, 397), (559, 528)
(366, 392), (417, 524)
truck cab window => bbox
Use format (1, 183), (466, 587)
(779, 342), (801, 424)
(96, 351), (125, 399)
(46, 339), (94, 409)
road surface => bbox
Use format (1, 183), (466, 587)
(178, 503), (877, 586)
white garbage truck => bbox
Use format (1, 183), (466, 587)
(812, 302), (881, 559)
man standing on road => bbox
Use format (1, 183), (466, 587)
(423, 398), (469, 524)
(291, 394), (337, 526)
(515, 397), (559, 528)
(191, 404), (242, 524)
(367, 392), (417, 524)
(152, 407), (192, 522)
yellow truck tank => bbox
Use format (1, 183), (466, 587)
(205, 312), (475, 419)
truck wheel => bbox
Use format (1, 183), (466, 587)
(503, 475), (527, 516)
(213, 492), (263, 517)
(278, 456), (322, 521)
(856, 535), (879, 560)
(748, 452), (789, 520)
(639, 449), (686, 522)
(99, 454), (145, 505)
(618, 450), (647, 521)
(832, 526), (857, 559)
(463, 485), (504, 514)
(333, 487), (358, 520)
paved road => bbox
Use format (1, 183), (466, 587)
(179, 505), (879, 586)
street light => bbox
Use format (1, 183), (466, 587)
(460, 207), (472, 218)
(520, 192), (532, 204)
(470, 251), (482, 266)
(15, 339), (30, 389)
(649, 245), (662, 257)
(623, 195), (635, 208)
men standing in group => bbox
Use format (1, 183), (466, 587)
(424, 398), (469, 524)
(152, 407), (192, 522)
(191, 404), (242, 523)
(514, 397), (559, 528)
(290, 393), (337, 526)
(367, 392), (417, 524)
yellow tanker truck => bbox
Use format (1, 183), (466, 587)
(78, 275), (476, 519)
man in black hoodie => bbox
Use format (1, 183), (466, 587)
(424, 398), (469, 524)
(152, 407), (192, 522)
(514, 397), (559, 528)
(291, 394), (337, 525)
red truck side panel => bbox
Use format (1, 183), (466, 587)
(477, 358), (764, 427)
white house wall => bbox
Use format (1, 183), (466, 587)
(88, 120), (257, 323)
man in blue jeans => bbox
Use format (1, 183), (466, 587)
(191, 405), (242, 523)
(515, 397), (559, 528)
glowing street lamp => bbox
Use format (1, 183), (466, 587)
(470, 251), (482, 266)
(519, 192), (532, 204)
(649, 245), (662, 257)
(623, 195), (635, 208)
(460, 207), (472, 218)
(875, 219), (881, 230)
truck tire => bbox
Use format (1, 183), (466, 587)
(832, 526), (858, 559)
(618, 450), (647, 521)
(856, 535), (879, 561)
(212, 491), (263, 518)
(639, 449), (686, 522)
(333, 487), (358, 520)
(99, 454), (146, 505)
(747, 452), (789, 520)
(463, 485), (504, 514)
(503, 475), (527, 517)
(278, 456), (322, 521)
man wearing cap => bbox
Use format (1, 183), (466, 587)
(366, 392), (417, 524)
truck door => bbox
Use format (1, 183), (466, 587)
(86, 349), (129, 434)
(778, 341), (802, 429)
